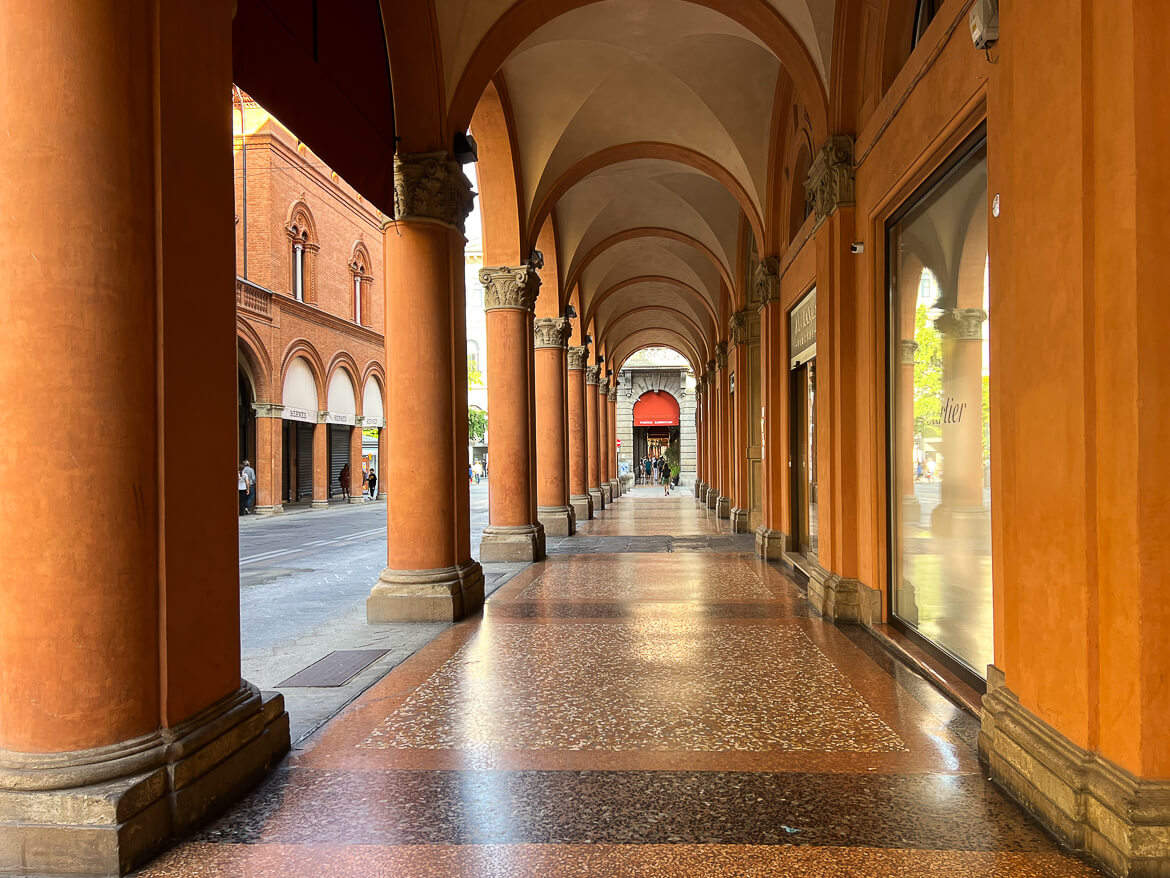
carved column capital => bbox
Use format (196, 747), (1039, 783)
(935, 308), (987, 340)
(567, 345), (589, 370)
(755, 256), (780, 308)
(393, 151), (475, 232)
(900, 339), (919, 365)
(252, 403), (284, 419)
(714, 342), (728, 371)
(728, 310), (749, 347)
(480, 264), (541, 312)
(533, 317), (571, 349)
(585, 365), (601, 386)
(607, 387), (619, 403)
(807, 135), (855, 225)
(706, 359), (716, 379)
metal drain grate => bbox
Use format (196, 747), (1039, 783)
(277, 649), (389, 688)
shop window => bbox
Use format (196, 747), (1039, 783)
(887, 132), (989, 686)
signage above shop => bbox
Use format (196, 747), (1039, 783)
(327, 412), (356, 426)
(282, 407), (316, 424)
(790, 287), (817, 367)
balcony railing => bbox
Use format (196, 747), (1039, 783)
(236, 277), (272, 319)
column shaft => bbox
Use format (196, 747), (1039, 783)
(254, 412), (283, 513)
(567, 348), (592, 520)
(534, 319), (573, 536)
(585, 367), (604, 508)
(480, 265), (545, 561)
(757, 290), (788, 557)
(311, 420), (328, 508)
(349, 424), (364, 503)
(607, 390), (619, 496)
(598, 382), (612, 504)
(369, 158), (484, 622)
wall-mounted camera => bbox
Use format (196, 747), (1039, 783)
(850, 242), (865, 255)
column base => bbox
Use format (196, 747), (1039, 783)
(254, 504), (283, 515)
(705, 487), (718, 508)
(901, 495), (922, 527)
(570, 493), (593, 522)
(347, 496), (365, 505)
(0, 684), (288, 878)
(754, 527), (788, 560)
(377, 491), (387, 500)
(608, 478), (620, 498)
(803, 567), (879, 625)
(366, 560), (485, 622)
(716, 496), (731, 519)
(980, 667), (1170, 878)
(538, 505), (575, 537)
(589, 487), (605, 509)
(695, 480), (706, 499)
(729, 507), (751, 533)
(600, 484), (613, 505)
(480, 524), (547, 563)
(310, 499), (329, 510)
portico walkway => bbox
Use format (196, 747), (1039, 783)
(138, 494), (1098, 877)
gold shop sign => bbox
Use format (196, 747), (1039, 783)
(789, 287), (817, 367)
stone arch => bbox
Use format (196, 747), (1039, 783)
(236, 319), (272, 401)
(326, 353), (363, 415)
(279, 339), (326, 409)
(470, 76), (526, 268)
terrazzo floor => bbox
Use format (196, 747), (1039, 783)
(136, 489), (1099, 876)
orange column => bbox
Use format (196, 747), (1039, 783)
(607, 385), (620, 497)
(254, 405), (283, 514)
(349, 423), (364, 504)
(598, 379), (613, 504)
(567, 346), (593, 520)
(534, 318), (574, 536)
(367, 151), (483, 622)
(585, 365), (605, 509)
(756, 261), (786, 556)
(480, 264), (546, 562)
(311, 419), (328, 509)
(0, 3), (286, 871)
(729, 314), (752, 532)
(694, 382), (705, 498)
(704, 365), (718, 509)
(714, 344), (731, 518)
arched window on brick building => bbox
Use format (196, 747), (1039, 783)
(286, 203), (318, 303)
(350, 242), (373, 327)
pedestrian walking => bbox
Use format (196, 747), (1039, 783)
(367, 469), (378, 500)
(644, 457), (652, 485)
(242, 459), (257, 513)
(662, 460), (671, 496)
(238, 464), (248, 515)
(339, 463), (350, 500)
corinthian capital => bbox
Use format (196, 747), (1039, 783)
(567, 345), (589, 370)
(714, 342), (728, 370)
(585, 365), (601, 386)
(480, 264), (541, 312)
(533, 317), (571, 349)
(807, 135), (855, 225)
(608, 387), (619, 403)
(393, 152), (475, 232)
(755, 256), (780, 308)
(728, 310), (748, 347)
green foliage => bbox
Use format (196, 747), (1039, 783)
(467, 355), (484, 387)
(468, 408), (488, 444)
(913, 303), (943, 439)
(664, 442), (680, 474)
(362, 428), (379, 440)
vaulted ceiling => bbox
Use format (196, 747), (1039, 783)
(448, 0), (835, 370)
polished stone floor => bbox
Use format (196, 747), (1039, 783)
(138, 488), (1098, 876)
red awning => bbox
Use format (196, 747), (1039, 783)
(633, 391), (680, 426)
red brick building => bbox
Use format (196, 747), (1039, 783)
(233, 91), (386, 512)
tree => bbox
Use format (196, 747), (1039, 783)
(468, 355), (484, 387)
(469, 409), (488, 444)
(913, 303), (943, 440)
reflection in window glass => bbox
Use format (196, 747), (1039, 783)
(889, 143), (990, 676)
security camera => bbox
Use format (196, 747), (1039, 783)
(850, 242), (865, 255)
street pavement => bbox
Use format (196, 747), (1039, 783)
(237, 482), (524, 744)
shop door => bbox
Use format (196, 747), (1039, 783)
(295, 422), (314, 501)
(789, 359), (818, 560)
(328, 424), (350, 497)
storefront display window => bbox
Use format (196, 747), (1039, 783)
(888, 139), (990, 679)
